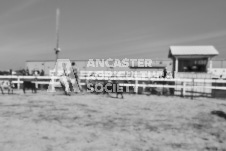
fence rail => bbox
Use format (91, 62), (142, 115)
(0, 75), (226, 97)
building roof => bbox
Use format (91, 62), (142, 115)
(26, 60), (88, 62)
(168, 46), (219, 58)
(129, 63), (166, 69)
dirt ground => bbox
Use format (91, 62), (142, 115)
(0, 91), (226, 151)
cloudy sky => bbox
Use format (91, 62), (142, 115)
(0, 0), (226, 70)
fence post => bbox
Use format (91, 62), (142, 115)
(17, 77), (20, 90)
(183, 81), (186, 97)
(191, 78), (194, 100)
(134, 78), (138, 94)
(47, 76), (56, 92)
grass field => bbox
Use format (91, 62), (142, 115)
(0, 91), (226, 151)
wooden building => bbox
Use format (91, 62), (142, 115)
(168, 46), (219, 78)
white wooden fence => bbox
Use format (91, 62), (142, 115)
(0, 74), (226, 97)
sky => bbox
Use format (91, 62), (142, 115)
(0, 0), (226, 70)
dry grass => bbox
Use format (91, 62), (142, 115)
(0, 91), (226, 151)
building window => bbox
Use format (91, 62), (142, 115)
(178, 58), (207, 72)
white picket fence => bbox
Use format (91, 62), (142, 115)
(0, 75), (226, 96)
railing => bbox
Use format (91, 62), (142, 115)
(0, 74), (226, 97)
(175, 72), (213, 79)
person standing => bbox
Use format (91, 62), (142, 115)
(162, 67), (167, 78)
(26, 69), (30, 75)
(70, 62), (82, 92)
(40, 69), (45, 76)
